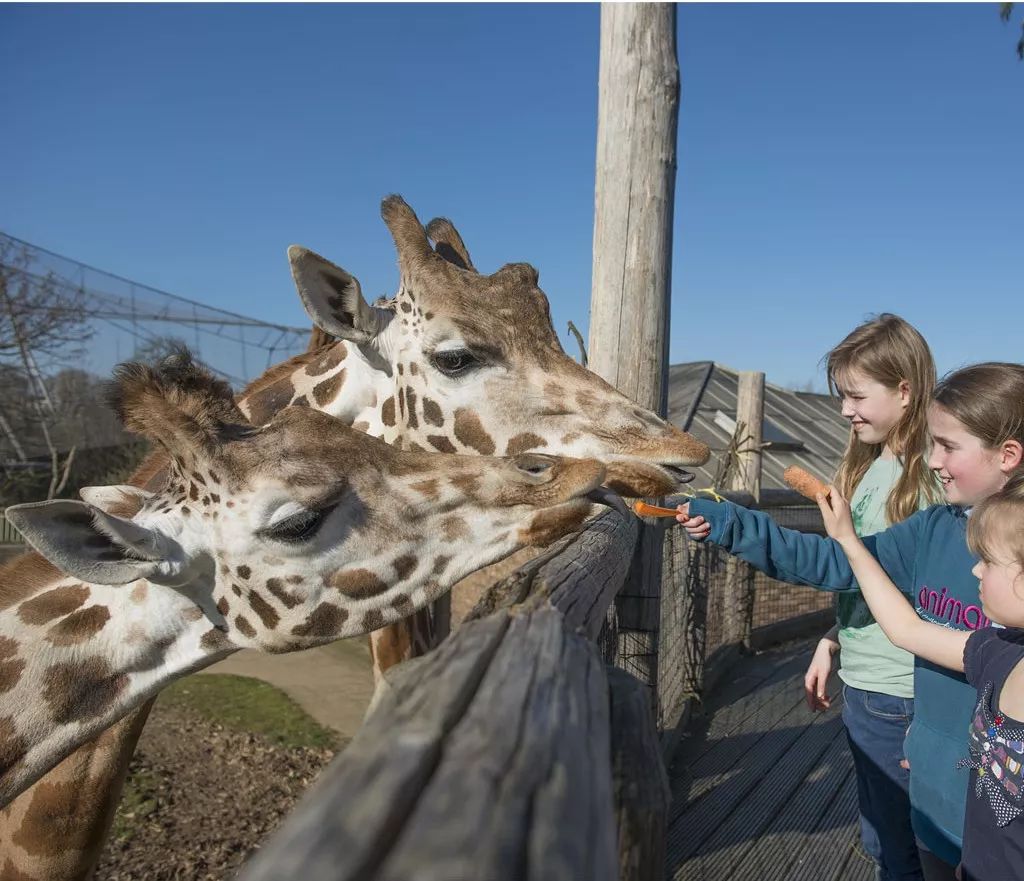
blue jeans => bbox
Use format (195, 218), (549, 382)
(842, 684), (924, 881)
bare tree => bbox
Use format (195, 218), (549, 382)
(1001, 3), (1023, 59)
(0, 239), (95, 498)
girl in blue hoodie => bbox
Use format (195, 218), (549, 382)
(815, 471), (1024, 881)
(677, 362), (1024, 881)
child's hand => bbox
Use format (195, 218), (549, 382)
(675, 503), (711, 541)
(815, 486), (857, 545)
(804, 637), (839, 711)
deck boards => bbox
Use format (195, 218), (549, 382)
(665, 639), (872, 881)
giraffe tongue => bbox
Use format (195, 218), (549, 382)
(586, 487), (631, 519)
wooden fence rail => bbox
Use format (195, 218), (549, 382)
(238, 507), (671, 881)
(239, 490), (832, 881)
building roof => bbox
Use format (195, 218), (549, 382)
(667, 361), (849, 497)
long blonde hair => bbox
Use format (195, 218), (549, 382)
(828, 314), (940, 525)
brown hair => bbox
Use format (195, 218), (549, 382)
(828, 313), (940, 525)
(968, 471), (1024, 571)
(933, 363), (1024, 475)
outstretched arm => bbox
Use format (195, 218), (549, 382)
(815, 488), (968, 673)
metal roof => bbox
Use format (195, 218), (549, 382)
(667, 361), (848, 495)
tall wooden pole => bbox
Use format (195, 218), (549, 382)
(723, 371), (765, 648)
(589, 3), (679, 694)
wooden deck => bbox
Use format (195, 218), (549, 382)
(665, 639), (876, 881)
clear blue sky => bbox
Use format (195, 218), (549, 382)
(2, 3), (1020, 391)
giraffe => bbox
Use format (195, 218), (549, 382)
(0, 351), (623, 837)
(0, 196), (710, 880)
(282, 196), (710, 674)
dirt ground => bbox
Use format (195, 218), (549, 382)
(94, 639), (374, 880)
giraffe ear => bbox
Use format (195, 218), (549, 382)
(5, 499), (166, 586)
(79, 485), (154, 518)
(288, 246), (389, 344)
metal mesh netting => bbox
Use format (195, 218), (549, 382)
(659, 504), (835, 728)
(0, 233), (311, 505)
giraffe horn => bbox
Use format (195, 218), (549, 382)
(381, 195), (437, 271)
(426, 217), (477, 272)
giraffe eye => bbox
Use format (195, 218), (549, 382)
(429, 349), (480, 378)
(263, 506), (334, 544)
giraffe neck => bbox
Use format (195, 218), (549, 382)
(0, 566), (231, 808)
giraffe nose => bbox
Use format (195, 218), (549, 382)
(513, 454), (556, 476)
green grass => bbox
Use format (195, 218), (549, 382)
(159, 674), (340, 750)
(110, 769), (161, 842)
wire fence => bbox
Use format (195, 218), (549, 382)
(659, 500), (835, 731)
(0, 233), (313, 504)
(0, 232), (309, 389)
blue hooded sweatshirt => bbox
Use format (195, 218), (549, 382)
(688, 497), (987, 866)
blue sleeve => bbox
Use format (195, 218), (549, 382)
(686, 498), (925, 595)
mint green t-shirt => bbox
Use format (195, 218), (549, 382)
(836, 456), (919, 698)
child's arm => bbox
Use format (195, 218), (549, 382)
(815, 487), (969, 673)
(677, 497), (922, 595)
(804, 625), (840, 711)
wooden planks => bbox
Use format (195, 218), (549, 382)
(666, 641), (864, 881)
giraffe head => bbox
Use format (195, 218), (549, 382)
(286, 196), (709, 498)
(5, 353), (617, 654)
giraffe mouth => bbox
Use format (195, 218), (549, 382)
(663, 465), (696, 485)
(585, 487), (631, 519)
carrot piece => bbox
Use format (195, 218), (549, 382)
(632, 500), (681, 518)
(782, 465), (830, 501)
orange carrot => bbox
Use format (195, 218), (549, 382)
(783, 465), (830, 501)
(632, 500), (681, 518)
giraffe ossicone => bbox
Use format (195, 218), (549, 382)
(0, 351), (617, 807)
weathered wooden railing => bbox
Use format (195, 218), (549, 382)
(238, 489), (832, 880)
(239, 506), (670, 881)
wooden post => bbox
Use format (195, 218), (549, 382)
(588, 2), (679, 696)
(723, 371), (764, 648)
(731, 371), (765, 503)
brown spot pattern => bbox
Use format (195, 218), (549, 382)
(454, 409), (496, 455)
(46, 605), (111, 646)
(236, 565), (251, 580)
(313, 368), (347, 406)
(245, 375), (297, 425)
(390, 594), (415, 617)
(422, 397), (444, 427)
(292, 602), (348, 639)
(0, 635), (24, 695)
(249, 591), (280, 629)
(235, 615), (257, 638)
(362, 609), (384, 632)
(410, 478), (439, 500)
(381, 396), (396, 427)
(330, 569), (388, 599)
(392, 555), (417, 579)
(428, 435), (457, 454)
(266, 578), (302, 608)
(18, 585), (90, 626)
(305, 342), (347, 376)
(43, 658), (128, 724)
(506, 432), (548, 456)
(217, 597), (230, 616)
(10, 775), (110, 856)
(442, 516), (469, 541)
(406, 387), (419, 429)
